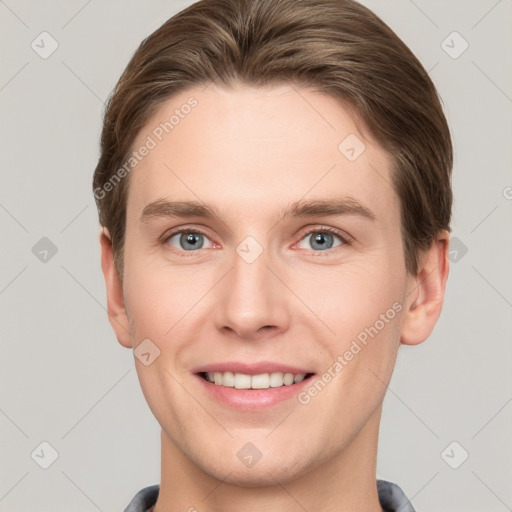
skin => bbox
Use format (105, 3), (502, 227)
(100, 83), (449, 512)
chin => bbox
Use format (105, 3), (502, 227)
(196, 447), (317, 488)
(208, 462), (304, 488)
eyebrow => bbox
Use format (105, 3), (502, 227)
(140, 197), (376, 224)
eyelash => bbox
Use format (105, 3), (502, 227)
(161, 225), (352, 256)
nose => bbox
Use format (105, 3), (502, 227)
(213, 243), (290, 340)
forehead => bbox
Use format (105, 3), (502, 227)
(126, 83), (398, 226)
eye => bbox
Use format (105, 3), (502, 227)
(162, 226), (349, 254)
(296, 227), (347, 252)
(164, 229), (215, 251)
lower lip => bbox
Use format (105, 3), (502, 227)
(195, 374), (314, 411)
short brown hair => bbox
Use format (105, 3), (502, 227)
(92, 0), (452, 280)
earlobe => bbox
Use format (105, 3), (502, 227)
(400, 230), (450, 346)
(99, 227), (132, 348)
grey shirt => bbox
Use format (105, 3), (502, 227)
(123, 480), (415, 512)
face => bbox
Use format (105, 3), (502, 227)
(104, 83), (423, 485)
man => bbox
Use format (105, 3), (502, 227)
(92, 0), (452, 510)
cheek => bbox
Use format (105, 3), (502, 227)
(299, 264), (405, 403)
(292, 258), (404, 340)
(122, 242), (210, 339)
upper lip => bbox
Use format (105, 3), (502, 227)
(191, 361), (313, 376)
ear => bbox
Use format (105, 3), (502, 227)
(400, 230), (450, 346)
(99, 227), (132, 348)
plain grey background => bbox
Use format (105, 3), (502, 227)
(1, 1), (511, 511)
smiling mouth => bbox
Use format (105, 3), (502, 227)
(199, 371), (315, 389)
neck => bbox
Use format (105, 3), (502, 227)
(153, 407), (384, 512)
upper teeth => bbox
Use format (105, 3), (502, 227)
(205, 371), (306, 389)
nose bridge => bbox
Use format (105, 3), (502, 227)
(215, 236), (287, 337)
